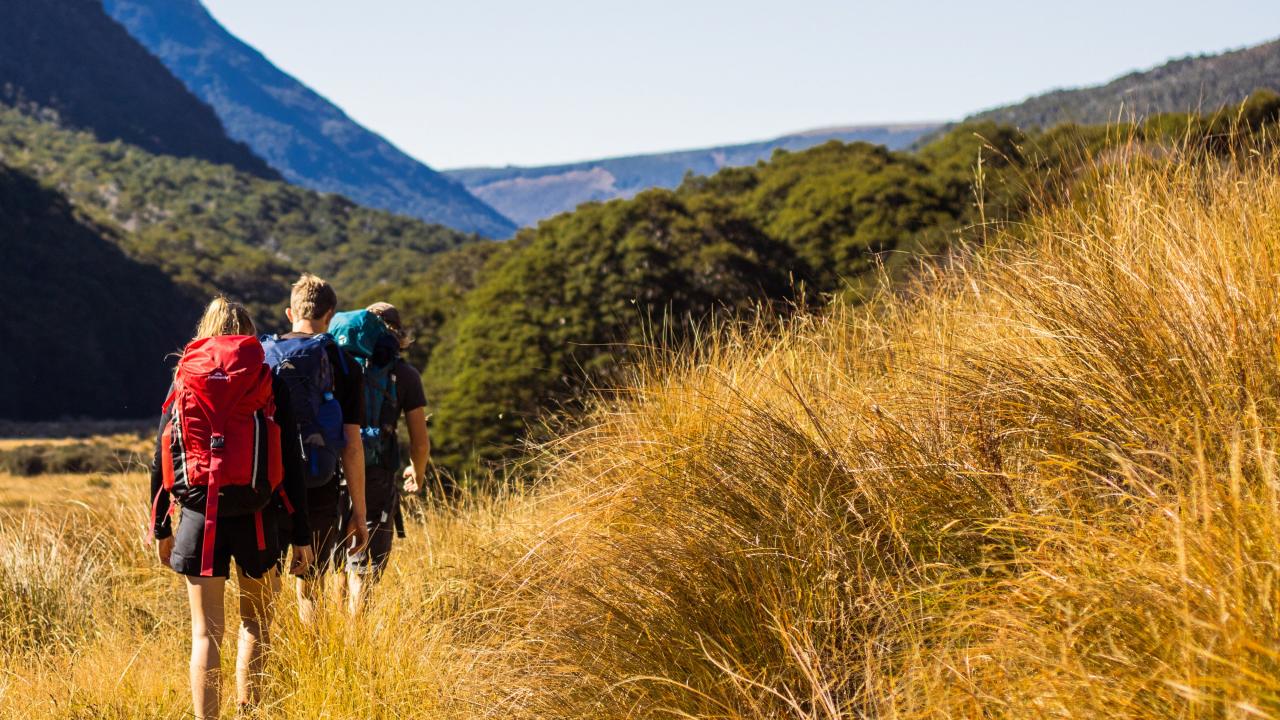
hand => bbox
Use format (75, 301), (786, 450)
(346, 511), (370, 554)
(289, 544), (314, 577)
(156, 535), (174, 567)
(402, 464), (419, 494)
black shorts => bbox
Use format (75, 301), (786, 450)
(170, 506), (282, 579)
(346, 470), (399, 576)
(279, 480), (347, 577)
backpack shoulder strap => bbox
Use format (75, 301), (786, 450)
(320, 333), (349, 376)
(388, 361), (402, 416)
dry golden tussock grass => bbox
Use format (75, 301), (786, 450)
(4, 146), (1280, 718)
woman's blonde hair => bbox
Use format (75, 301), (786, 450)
(194, 296), (256, 340)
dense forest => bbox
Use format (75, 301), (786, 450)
(413, 93), (1280, 472)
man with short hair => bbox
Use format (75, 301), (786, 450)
(278, 273), (370, 622)
(346, 301), (431, 611)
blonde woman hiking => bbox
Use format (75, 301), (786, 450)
(147, 297), (314, 719)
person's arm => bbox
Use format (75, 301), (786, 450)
(335, 350), (369, 549)
(398, 363), (431, 494)
(149, 405), (173, 540)
(149, 398), (175, 566)
(402, 408), (430, 493)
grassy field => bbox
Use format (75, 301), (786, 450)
(6, 146), (1280, 718)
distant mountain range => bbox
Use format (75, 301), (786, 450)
(102, 0), (518, 238)
(969, 38), (1280, 128)
(452, 36), (1280, 230)
(0, 0), (272, 178)
(445, 124), (941, 227)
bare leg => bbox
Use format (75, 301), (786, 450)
(346, 569), (365, 616)
(186, 575), (227, 720)
(296, 573), (323, 623)
(235, 568), (278, 709)
(347, 519), (393, 615)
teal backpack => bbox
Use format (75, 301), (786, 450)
(329, 310), (388, 360)
(329, 310), (401, 472)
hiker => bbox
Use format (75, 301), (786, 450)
(147, 297), (313, 720)
(329, 302), (430, 611)
(260, 274), (370, 622)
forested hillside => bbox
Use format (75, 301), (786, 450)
(0, 102), (479, 420)
(411, 93), (1280, 471)
(446, 123), (941, 226)
(0, 163), (199, 420)
(102, 0), (518, 238)
(0, 105), (475, 328)
(0, 0), (273, 178)
(971, 37), (1280, 128)
(424, 135), (994, 468)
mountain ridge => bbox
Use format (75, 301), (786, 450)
(445, 123), (941, 226)
(103, 0), (518, 238)
(968, 37), (1280, 128)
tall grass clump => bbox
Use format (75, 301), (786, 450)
(0, 518), (105, 653)
(447, 143), (1280, 718)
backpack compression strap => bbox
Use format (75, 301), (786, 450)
(201, 465), (220, 577)
(149, 486), (168, 543)
(254, 511), (266, 553)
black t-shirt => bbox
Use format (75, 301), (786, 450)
(280, 332), (364, 426)
(360, 359), (426, 442)
(363, 360), (426, 484)
(393, 359), (427, 422)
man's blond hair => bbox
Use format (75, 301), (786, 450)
(290, 273), (337, 321)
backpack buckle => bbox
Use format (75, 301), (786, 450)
(210, 434), (226, 450)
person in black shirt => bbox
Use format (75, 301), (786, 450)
(346, 302), (431, 610)
(147, 297), (312, 720)
(277, 274), (369, 622)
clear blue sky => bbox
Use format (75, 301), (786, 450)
(202, 0), (1280, 169)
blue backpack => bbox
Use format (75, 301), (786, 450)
(330, 310), (401, 472)
(260, 333), (347, 487)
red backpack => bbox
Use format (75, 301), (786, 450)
(158, 335), (284, 576)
